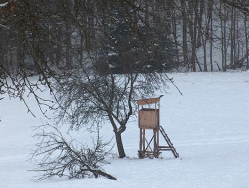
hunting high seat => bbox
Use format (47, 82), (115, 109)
(137, 96), (179, 158)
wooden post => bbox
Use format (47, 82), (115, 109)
(139, 128), (142, 158)
(154, 128), (157, 157)
(142, 129), (145, 157)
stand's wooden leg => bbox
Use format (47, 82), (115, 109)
(139, 128), (143, 158)
(142, 129), (145, 157)
(153, 128), (160, 158)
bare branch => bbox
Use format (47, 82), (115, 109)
(30, 123), (116, 180)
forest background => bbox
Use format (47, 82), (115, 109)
(0, 0), (249, 76)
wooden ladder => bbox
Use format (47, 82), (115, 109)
(158, 126), (179, 158)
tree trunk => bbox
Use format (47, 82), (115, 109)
(207, 0), (213, 71)
(230, 6), (235, 68)
(65, 23), (72, 70)
(203, 36), (207, 71)
(224, 13), (228, 71)
(108, 112), (126, 158)
(208, 0), (213, 71)
(56, 28), (62, 66)
(115, 132), (126, 158)
(220, 2), (225, 71)
(210, 15), (213, 71)
(172, 10), (179, 64)
(197, 0), (205, 48)
(188, 0), (198, 72)
(245, 15), (249, 69)
(181, 0), (188, 65)
(203, 4), (208, 72)
(233, 8), (239, 68)
(79, 30), (84, 68)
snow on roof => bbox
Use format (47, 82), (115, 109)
(0, 2), (8, 8)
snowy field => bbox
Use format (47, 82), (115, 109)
(1, 72), (249, 188)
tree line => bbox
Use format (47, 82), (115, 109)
(0, 0), (249, 78)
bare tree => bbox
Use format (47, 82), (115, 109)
(31, 124), (116, 180)
(54, 67), (175, 158)
(221, 0), (249, 14)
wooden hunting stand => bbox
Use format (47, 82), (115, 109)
(137, 96), (179, 158)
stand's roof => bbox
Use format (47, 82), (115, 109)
(137, 95), (163, 105)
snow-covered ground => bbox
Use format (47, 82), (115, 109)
(1, 72), (249, 188)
